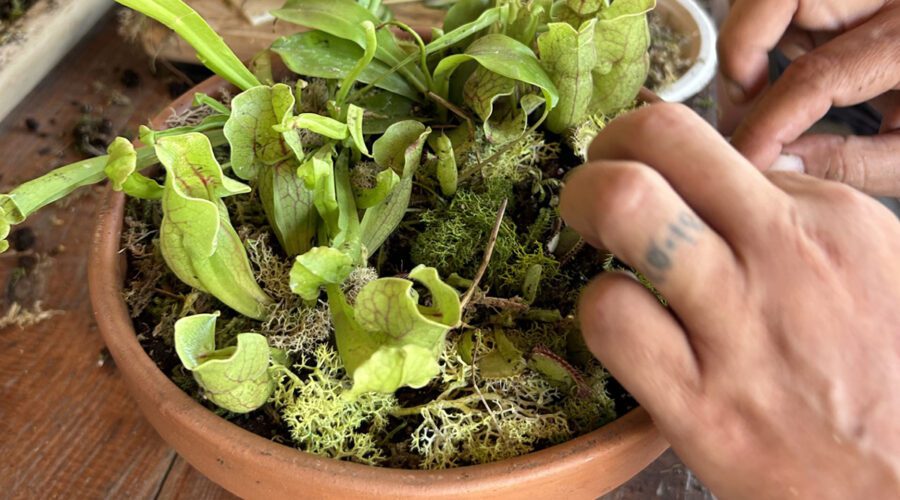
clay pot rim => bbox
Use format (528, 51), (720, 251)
(88, 74), (667, 495)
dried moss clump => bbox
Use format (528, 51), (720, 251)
(273, 344), (397, 465)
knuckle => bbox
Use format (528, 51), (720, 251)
(618, 102), (696, 140)
(577, 275), (633, 350)
(782, 52), (834, 89)
(591, 162), (662, 226)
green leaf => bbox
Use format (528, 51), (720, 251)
(431, 134), (457, 197)
(478, 330), (526, 379)
(290, 246), (355, 300)
(566, 0), (602, 16)
(0, 146), (156, 252)
(271, 32), (420, 101)
(354, 168), (399, 209)
(224, 84), (297, 181)
(283, 114), (350, 140)
(443, 0), (492, 33)
(114, 0), (259, 90)
(538, 20), (597, 133)
(105, 137), (164, 200)
(432, 34), (559, 120)
(462, 66), (532, 144)
(356, 90), (418, 134)
(591, 0), (653, 113)
(360, 121), (430, 253)
(329, 265), (461, 397)
(174, 313), (284, 413)
(156, 133), (272, 320)
(529, 345), (591, 395)
(298, 147), (339, 237)
(258, 160), (318, 256)
(371, 120), (430, 176)
(272, 0), (427, 92)
(346, 104), (369, 156)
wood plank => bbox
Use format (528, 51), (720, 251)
(0, 11), (185, 499)
(157, 456), (237, 500)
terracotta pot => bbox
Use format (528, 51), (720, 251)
(88, 76), (668, 499)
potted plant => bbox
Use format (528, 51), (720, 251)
(2, 0), (668, 496)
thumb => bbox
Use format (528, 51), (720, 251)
(775, 133), (900, 197)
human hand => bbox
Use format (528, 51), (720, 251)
(718, 0), (900, 196)
(561, 103), (900, 499)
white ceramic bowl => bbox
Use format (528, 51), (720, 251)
(654, 0), (718, 102)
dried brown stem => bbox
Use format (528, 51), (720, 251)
(459, 198), (508, 311)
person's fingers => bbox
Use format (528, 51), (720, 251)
(578, 272), (699, 425)
(561, 160), (744, 357)
(588, 103), (787, 245)
(731, 6), (900, 170)
(718, 0), (798, 103)
(870, 91), (900, 132)
(779, 132), (900, 197)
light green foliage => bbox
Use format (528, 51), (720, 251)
(114, 0), (259, 90)
(472, 330), (527, 379)
(174, 313), (285, 413)
(590, 0), (654, 113)
(225, 84), (317, 255)
(156, 133), (272, 319)
(224, 84), (297, 180)
(433, 34), (559, 124)
(359, 121), (430, 253)
(290, 246), (355, 300)
(411, 189), (518, 285)
(271, 31), (420, 100)
(273, 343), (397, 465)
(538, 20), (597, 133)
(408, 339), (571, 469)
(431, 134), (458, 197)
(346, 104), (369, 156)
(105, 138), (163, 200)
(273, 0), (428, 92)
(561, 362), (617, 434)
(0, 144), (157, 252)
(329, 266), (461, 397)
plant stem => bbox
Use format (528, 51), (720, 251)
(459, 198), (507, 311)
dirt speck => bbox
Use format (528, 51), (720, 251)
(9, 227), (35, 251)
(120, 68), (141, 89)
(24, 117), (38, 132)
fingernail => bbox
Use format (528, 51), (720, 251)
(770, 154), (806, 173)
(724, 79), (747, 104)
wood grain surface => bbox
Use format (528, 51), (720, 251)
(0, 9), (714, 500)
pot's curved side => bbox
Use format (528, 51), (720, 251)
(88, 76), (668, 500)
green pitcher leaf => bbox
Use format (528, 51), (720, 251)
(283, 114), (350, 140)
(478, 330), (526, 379)
(357, 90), (418, 134)
(156, 133), (272, 320)
(298, 147), (339, 237)
(329, 265), (461, 397)
(258, 160), (318, 256)
(354, 168), (399, 209)
(371, 120), (430, 176)
(360, 121), (430, 253)
(290, 246), (355, 300)
(0, 146), (159, 252)
(174, 313), (284, 413)
(224, 84), (297, 180)
(271, 32), (420, 101)
(538, 20), (597, 133)
(591, 0), (653, 113)
(462, 66), (531, 144)
(114, 0), (259, 90)
(272, 0), (427, 92)
(105, 137), (164, 200)
(431, 134), (457, 197)
(346, 104), (370, 156)
(432, 34), (559, 120)
(566, 0), (602, 16)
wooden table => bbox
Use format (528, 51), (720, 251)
(0, 10), (713, 499)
